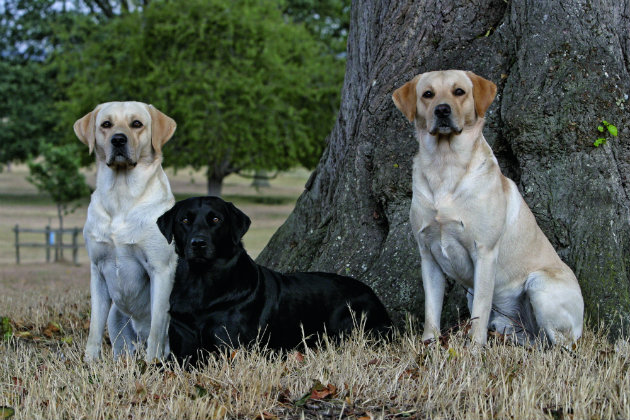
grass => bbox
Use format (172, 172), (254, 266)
(2, 165), (630, 419)
(1, 277), (630, 419)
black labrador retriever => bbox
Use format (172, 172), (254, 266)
(157, 196), (391, 364)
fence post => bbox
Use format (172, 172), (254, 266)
(54, 228), (59, 262)
(45, 225), (51, 263)
(72, 227), (79, 265)
(13, 224), (20, 264)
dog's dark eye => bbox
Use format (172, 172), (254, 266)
(453, 88), (466, 96)
(101, 121), (112, 128)
(422, 90), (434, 99)
(131, 120), (143, 128)
(212, 217), (220, 224)
(181, 218), (190, 225)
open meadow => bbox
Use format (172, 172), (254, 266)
(2, 166), (630, 419)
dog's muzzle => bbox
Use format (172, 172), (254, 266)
(186, 236), (214, 261)
(107, 133), (136, 168)
(429, 104), (462, 135)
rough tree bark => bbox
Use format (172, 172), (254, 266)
(258, 0), (630, 335)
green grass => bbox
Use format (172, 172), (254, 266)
(173, 193), (298, 206)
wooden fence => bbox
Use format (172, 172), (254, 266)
(13, 225), (82, 265)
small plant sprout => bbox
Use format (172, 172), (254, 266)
(593, 120), (618, 147)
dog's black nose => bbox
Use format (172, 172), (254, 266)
(190, 237), (207, 248)
(434, 104), (451, 118)
(111, 133), (127, 147)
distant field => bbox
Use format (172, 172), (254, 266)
(0, 164), (310, 265)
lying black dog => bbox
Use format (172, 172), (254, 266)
(157, 196), (391, 364)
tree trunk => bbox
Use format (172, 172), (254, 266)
(251, 170), (272, 189)
(257, 0), (630, 335)
(207, 174), (224, 197)
(207, 159), (234, 197)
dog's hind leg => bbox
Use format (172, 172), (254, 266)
(107, 305), (138, 358)
(525, 269), (584, 345)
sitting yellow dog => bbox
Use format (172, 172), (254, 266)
(393, 70), (584, 345)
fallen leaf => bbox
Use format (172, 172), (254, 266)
(11, 377), (26, 399)
(194, 384), (208, 399)
(276, 388), (292, 404)
(134, 382), (147, 395)
(399, 368), (420, 380)
(255, 411), (278, 420)
(163, 370), (177, 381)
(43, 322), (61, 338)
(310, 382), (336, 400)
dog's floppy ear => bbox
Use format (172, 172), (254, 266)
(157, 204), (176, 244)
(392, 75), (421, 122)
(466, 71), (497, 119)
(73, 105), (101, 154)
(148, 105), (177, 155)
(225, 201), (251, 245)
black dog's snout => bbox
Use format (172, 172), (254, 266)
(111, 133), (128, 147)
(190, 237), (207, 249)
(434, 104), (451, 118)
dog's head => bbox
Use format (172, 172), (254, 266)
(73, 101), (176, 169)
(157, 196), (251, 264)
(392, 70), (496, 136)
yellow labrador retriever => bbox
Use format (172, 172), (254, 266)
(392, 70), (584, 345)
(74, 101), (177, 361)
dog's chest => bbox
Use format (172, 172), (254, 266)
(411, 165), (478, 283)
(85, 204), (151, 247)
(94, 243), (151, 313)
(413, 195), (476, 282)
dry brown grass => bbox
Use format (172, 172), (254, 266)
(1, 264), (630, 419)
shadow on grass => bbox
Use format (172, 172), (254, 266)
(174, 193), (297, 206)
(0, 193), (91, 207)
(1, 192), (295, 206)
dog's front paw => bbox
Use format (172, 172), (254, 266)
(421, 330), (438, 344)
(84, 346), (101, 363)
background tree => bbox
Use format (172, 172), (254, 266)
(51, 0), (344, 196)
(283, 0), (350, 56)
(0, 0), (58, 170)
(258, 0), (630, 336)
(27, 143), (91, 259)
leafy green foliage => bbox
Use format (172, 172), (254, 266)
(27, 143), (90, 215)
(593, 120), (619, 147)
(51, 0), (345, 190)
(284, 0), (350, 55)
(0, 316), (12, 340)
(0, 0), (60, 168)
(0, 60), (54, 166)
